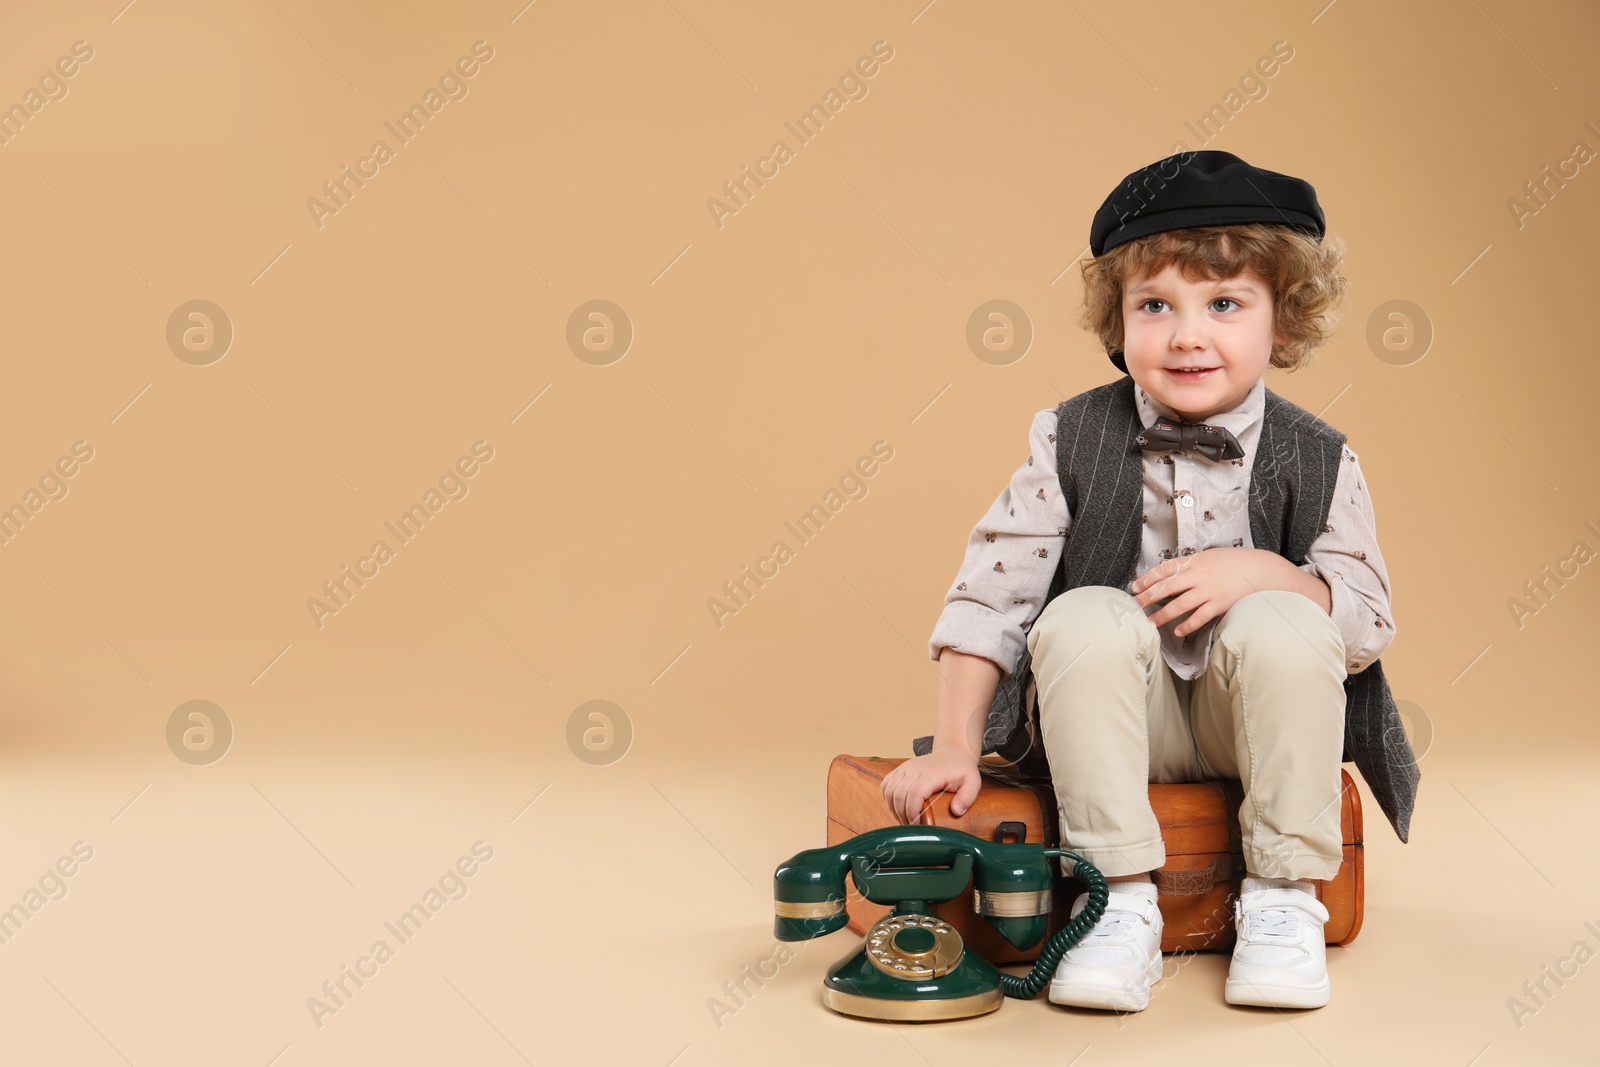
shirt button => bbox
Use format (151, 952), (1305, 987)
(1179, 493), (1194, 508)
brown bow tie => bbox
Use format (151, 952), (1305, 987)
(1136, 415), (1245, 462)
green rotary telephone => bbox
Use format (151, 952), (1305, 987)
(773, 824), (1109, 1021)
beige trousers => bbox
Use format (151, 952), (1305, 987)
(1025, 585), (1347, 882)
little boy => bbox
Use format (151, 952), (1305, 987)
(882, 151), (1420, 1011)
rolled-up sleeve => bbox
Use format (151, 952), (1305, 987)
(1299, 443), (1396, 674)
(928, 408), (1070, 680)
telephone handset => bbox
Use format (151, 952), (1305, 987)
(773, 824), (1108, 1021)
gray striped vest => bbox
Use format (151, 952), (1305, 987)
(913, 375), (1419, 843)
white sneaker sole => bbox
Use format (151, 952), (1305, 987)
(1224, 974), (1330, 1009)
(1048, 951), (1163, 1012)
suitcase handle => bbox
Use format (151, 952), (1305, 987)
(992, 821), (1027, 845)
(1151, 854), (1232, 896)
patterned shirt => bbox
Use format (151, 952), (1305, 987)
(927, 376), (1396, 686)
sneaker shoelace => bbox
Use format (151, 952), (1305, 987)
(1244, 906), (1301, 939)
(1086, 905), (1144, 940)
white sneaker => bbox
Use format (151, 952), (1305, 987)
(1224, 887), (1332, 1008)
(1048, 888), (1163, 1011)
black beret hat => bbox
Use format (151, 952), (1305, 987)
(1089, 150), (1326, 372)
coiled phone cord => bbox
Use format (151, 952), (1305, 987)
(997, 849), (1111, 999)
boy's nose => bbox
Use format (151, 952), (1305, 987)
(1169, 311), (1210, 350)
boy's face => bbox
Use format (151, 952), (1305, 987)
(1120, 263), (1284, 422)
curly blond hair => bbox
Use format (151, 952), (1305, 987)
(1077, 223), (1349, 371)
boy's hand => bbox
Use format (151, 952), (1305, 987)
(881, 751), (983, 824)
(1130, 547), (1296, 636)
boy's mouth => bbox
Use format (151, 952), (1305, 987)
(1167, 367), (1218, 381)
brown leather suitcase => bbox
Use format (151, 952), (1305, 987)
(826, 754), (1363, 959)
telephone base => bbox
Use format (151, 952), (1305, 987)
(821, 935), (1005, 1022)
(822, 984), (1003, 1022)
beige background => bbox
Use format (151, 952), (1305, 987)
(0, 0), (1595, 1063)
